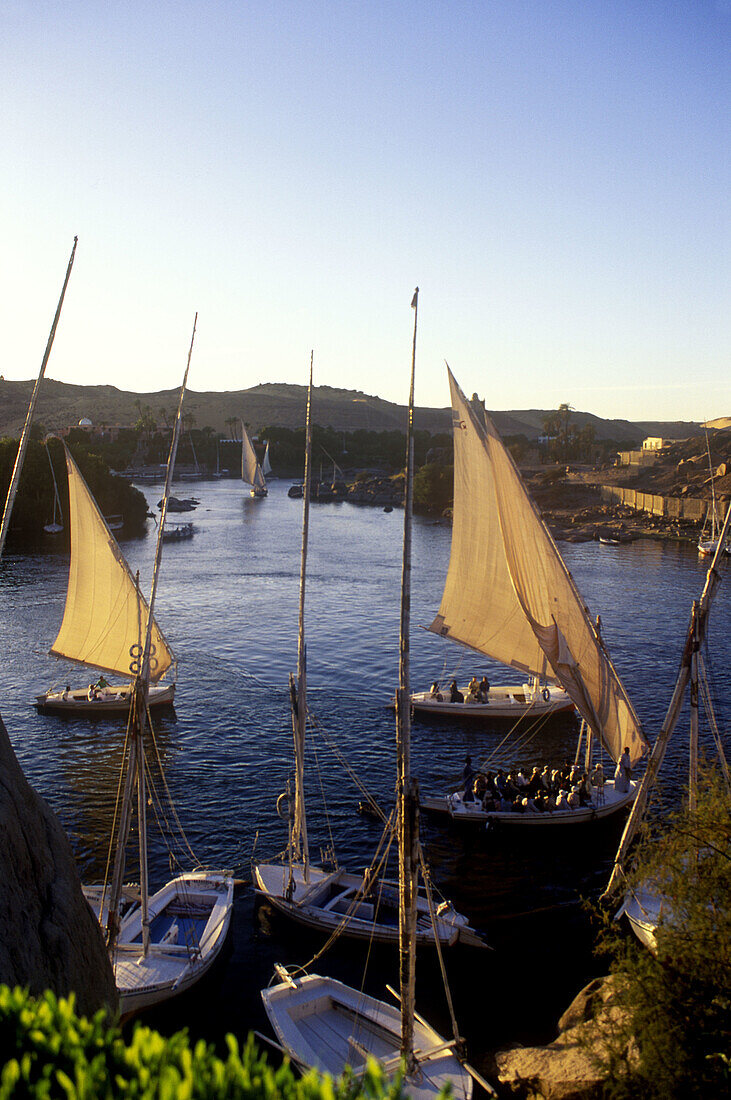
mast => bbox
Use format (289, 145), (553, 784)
(688, 604), (699, 816)
(0, 236), (77, 560)
(105, 316), (198, 951)
(603, 499), (731, 898)
(290, 353), (313, 876)
(397, 287), (419, 1065)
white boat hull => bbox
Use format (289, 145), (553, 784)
(253, 863), (483, 947)
(262, 973), (472, 1099)
(88, 871), (234, 1017)
(616, 884), (664, 953)
(421, 779), (638, 826)
(36, 681), (175, 715)
(411, 683), (574, 719)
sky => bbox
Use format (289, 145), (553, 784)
(1, 1), (729, 421)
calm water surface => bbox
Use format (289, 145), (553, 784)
(0, 478), (728, 1064)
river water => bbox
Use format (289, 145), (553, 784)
(0, 477), (728, 1066)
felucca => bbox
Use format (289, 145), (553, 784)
(35, 448), (175, 717)
(260, 295), (482, 1100)
(605, 501), (731, 950)
(241, 421), (267, 497)
(253, 356), (480, 949)
(420, 369), (649, 827)
(698, 429), (729, 558)
(84, 317), (234, 1016)
(411, 372), (572, 721)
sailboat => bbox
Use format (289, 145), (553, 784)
(35, 448), (176, 716)
(253, 358), (480, 949)
(606, 501), (731, 950)
(411, 377), (572, 720)
(262, 440), (274, 478)
(83, 317), (234, 1016)
(241, 421), (267, 497)
(420, 369), (649, 827)
(0, 237), (77, 561)
(261, 295), (478, 1100)
(43, 440), (64, 535)
(698, 430), (729, 557)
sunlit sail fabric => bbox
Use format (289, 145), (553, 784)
(431, 370), (648, 765)
(241, 427), (266, 490)
(50, 447), (174, 682)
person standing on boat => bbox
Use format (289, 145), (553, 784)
(615, 746), (632, 793)
(462, 755), (475, 798)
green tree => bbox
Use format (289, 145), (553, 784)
(592, 771), (731, 1098)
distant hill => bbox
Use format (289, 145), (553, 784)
(0, 377), (705, 443)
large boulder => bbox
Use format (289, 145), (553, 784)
(0, 712), (117, 1016)
(495, 976), (636, 1099)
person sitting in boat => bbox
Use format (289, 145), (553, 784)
(578, 774), (592, 806)
(478, 675), (490, 702)
(87, 684), (99, 701)
(614, 747), (632, 793)
(591, 762), (605, 787)
(429, 681), (443, 701)
(466, 684), (481, 704)
(468, 675), (480, 697)
(555, 788), (570, 810)
(449, 680), (464, 704)
(523, 795), (539, 813)
(541, 764), (553, 790)
(567, 785), (581, 809)
(544, 790), (557, 812)
(550, 767), (561, 792)
(473, 774), (487, 802)
(96, 674), (109, 691)
(494, 769), (507, 798)
(527, 766), (545, 796)
(516, 769), (528, 790)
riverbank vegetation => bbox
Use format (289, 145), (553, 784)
(0, 430), (149, 549)
(591, 772), (731, 1098)
(0, 985), (404, 1100)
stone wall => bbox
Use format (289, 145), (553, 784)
(600, 485), (710, 523)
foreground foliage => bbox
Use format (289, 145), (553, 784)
(594, 772), (731, 1098)
(0, 986), (407, 1100)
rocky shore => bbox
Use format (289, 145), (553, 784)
(310, 471), (710, 546)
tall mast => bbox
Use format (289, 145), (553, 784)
(105, 316), (197, 952)
(0, 236), (78, 560)
(397, 287), (419, 1065)
(290, 353), (313, 876)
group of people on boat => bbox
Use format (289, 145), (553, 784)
(85, 674), (110, 702)
(458, 752), (629, 814)
(430, 676), (490, 704)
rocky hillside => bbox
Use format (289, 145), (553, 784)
(0, 377), (704, 443)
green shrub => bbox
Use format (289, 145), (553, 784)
(0, 986), (408, 1100)
(592, 771), (731, 1098)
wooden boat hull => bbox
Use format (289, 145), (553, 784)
(420, 779), (638, 826)
(411, 683), (574, 719)
(253, 863), (484, 947)
(106, 871), (234, 1017)
(262, 972), (473, 1099)
(35, 681), (175, 715)
(250, 487), (268, 498)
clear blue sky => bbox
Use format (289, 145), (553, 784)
(2, 1), (729, 421)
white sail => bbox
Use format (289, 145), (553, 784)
(50, 447), (174, 682)
(241, 424), (266, 490)
(262, 440), (273, 477)
(431, 370), (647, 766)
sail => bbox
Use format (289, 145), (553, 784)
(50, 447), (174, 682)
(432, 370), (647, 765)
(241, 425), (266, 490)
(262, 441), (272, 477)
